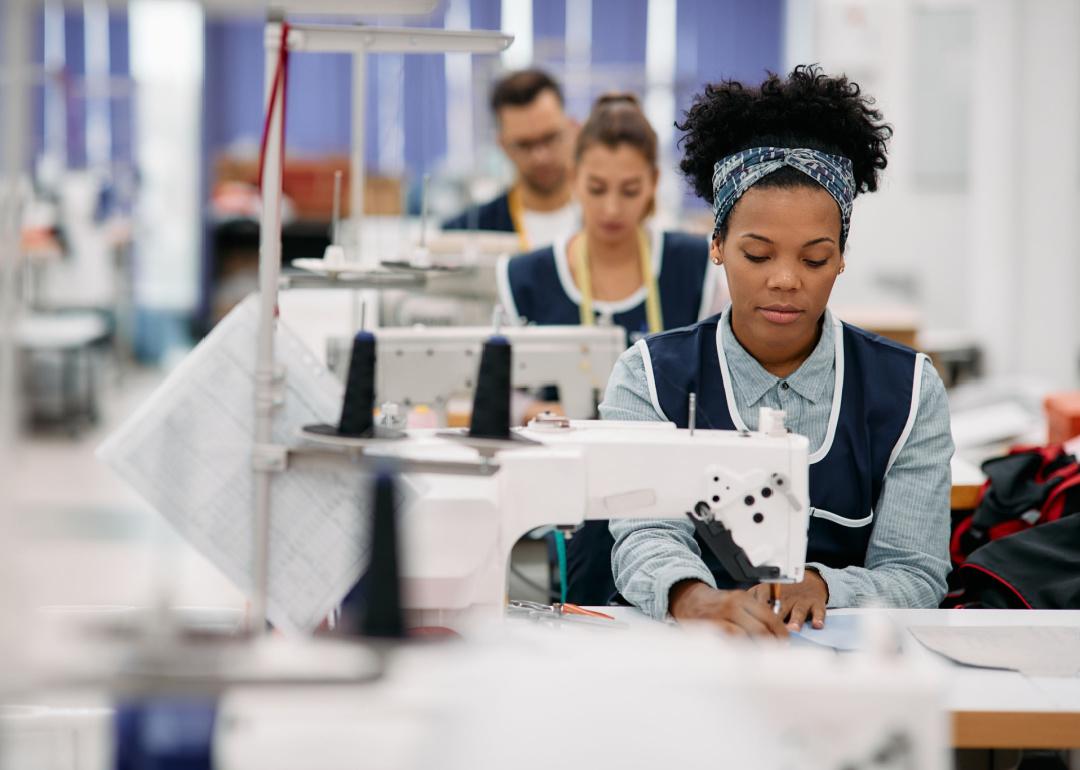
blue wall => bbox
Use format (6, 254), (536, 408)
(203, 20), (364, 160)
(200, 0), (783, 186)
(28, 1), (784, 192)
(532, 0), (566, 62)
(676, 0), (783, 114)
(29, 7), (133, 170)
(591, 0), (648, 68)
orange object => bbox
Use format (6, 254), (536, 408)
(214, 154), (402, 219)
(558, 603), (615, 620)
(1045, 392), (1080, 444)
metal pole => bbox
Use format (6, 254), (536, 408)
(349, 51), (370, 333)
(251, 19), (287, 634)
(0, 0), (33, 690)
(331, 169), (343, 245)
(1, 0), (30, 450)
(349, 51), (368, 263)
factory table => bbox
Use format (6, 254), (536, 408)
(594, 606), (1080, 750)
(951, 455), (986, 510)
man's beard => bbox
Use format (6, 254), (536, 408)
(521, 167), (566, 197)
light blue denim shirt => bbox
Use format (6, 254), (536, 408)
(602, 308), (954, 620)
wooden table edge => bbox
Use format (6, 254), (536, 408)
(953, 710), (1080, 749)
(950, 483), (982, 510)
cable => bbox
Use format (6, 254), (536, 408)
(555, 530), (568, 604)
(257, 21), (291, 192)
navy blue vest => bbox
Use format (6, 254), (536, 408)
(502, 230), (709, 344)
(442, 191), (515, 232)
(644, 314), (920, 586)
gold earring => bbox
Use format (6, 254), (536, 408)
(712, 257), (721, 265)
(839, 265), (845, 274)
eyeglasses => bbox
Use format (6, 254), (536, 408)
(505, 129), (565, 157)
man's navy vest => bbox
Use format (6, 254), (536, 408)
(443, 191), (515, 232)
(642, 313), (923, 586)
(500, 230), (709, 342)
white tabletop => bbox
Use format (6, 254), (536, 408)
(593, 606), (1080, 748)
(950, 456), (986, 487)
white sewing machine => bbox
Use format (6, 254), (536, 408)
(343, 412), (810, 629)
(325, 325), (627, 420)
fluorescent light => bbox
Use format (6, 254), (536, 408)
(286, 24), (514, 55)
(211, 0), (440, 14)
(500, 0), (532, 70)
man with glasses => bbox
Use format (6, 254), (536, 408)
(444, 69), (578, 251)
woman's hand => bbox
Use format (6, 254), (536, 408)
(669, 580), (788, 638)
(748, 570), (829, 631)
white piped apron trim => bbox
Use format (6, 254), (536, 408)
(884, 353), (925, 476)
(810, 507), (874, 528)
(714, 312), (749, 432)
(495, 254), (522, 324)
(808, 315), (844, 464)
(636, 338), (670, 422)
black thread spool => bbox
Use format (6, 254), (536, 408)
(358, 468), (404, 639)
(338, 330), (376, 437)
(468, 335), (512, 439)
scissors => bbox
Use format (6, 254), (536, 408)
(507, 600), (615, 620)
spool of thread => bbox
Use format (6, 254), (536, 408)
(359, 469), (404, 639)
(338, 330), (376, 437)
(113, 698), (217, 770)
(468, 335), (512, 439)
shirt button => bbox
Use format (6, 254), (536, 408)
(781, 382), (790, 390)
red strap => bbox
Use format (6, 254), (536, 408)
(950, 515), (974, 564)
(1042, 472), (1080, 522)
(257, 22), (291, 192)
(986, 518), (1028, 541)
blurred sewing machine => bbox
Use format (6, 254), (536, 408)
(325, 324), (626, 422)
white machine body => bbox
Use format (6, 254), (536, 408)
(212, 624), (948, 770)
(370, 420), (810, 627)
(4, 622), (949, 770)
(325, 325), (626, 419)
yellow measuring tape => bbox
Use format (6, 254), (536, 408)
(572, 227), (663, 334)
(506, 185), (531, 252)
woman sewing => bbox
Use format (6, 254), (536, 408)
(496, 93), (726, 605)
(602, 66), (954, 638)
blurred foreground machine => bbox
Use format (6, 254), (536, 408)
(1, 611), (949, 770)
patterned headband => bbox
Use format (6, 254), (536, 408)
(711, 146), (857, 244)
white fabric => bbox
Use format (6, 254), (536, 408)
(520, 202), (579, 250)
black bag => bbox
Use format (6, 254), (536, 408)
(945, 515), (1080, 609)
(945, 444), (1080, 609)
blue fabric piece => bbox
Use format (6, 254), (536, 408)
(442, 191), (515, 232)
(711, 146), (856, 243)
(114, 698), (217, 770)
(643, 313), (916, 585)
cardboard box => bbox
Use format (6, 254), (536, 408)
(1045, 391), (1080, 444)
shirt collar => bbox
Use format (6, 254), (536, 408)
(720, 307), (835, 406)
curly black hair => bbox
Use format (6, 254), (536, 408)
(676, 65), (892, 246)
